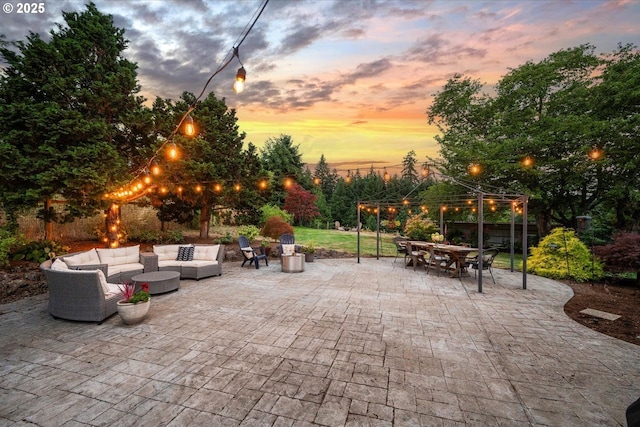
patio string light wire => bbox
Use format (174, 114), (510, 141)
(105, 0), (270, 203)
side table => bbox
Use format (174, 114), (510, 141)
(281, 253), (305, 273)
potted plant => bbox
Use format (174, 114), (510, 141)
(116, 282), (150, 325)
(260, 240), (272, 257)
(301, 243), (315, 262)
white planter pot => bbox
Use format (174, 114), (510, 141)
(117, 299), (150, 325)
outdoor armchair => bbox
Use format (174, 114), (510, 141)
(277, 233), (300, 257)
(238, 235), (269, 269)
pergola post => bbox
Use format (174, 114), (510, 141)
(477, 193), (483, 293)
(522, 196), (528, 290)
(357, 201), (361, 264)
(510, 202), (515, 272)
(376, 202), (380, 260)
(440, 205), (444, 234)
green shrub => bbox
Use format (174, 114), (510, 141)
(11, 239), (70, 264)
(403, 214), (438, 240)
(0, 230), (26, 268)
(218, 231), (234, 244)
(259, 204), (293, 225)
(237, 225), (260, 241)
(529, 227), (603, 282)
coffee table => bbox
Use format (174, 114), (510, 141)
(281, 253), (305, 273)
(131, 271), (180, 295)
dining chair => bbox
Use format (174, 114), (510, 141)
(406, 242), (426, 271)
(426, 245), (448, 276)
(393, 236), (408, 264)
(468, 248), (499, 283)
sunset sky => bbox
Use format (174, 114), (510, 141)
(2, 0), (639, 175)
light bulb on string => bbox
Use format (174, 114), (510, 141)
(183, 115), (196, 137)
(167, 142), (179, 160)
(233, 67), (246, 93)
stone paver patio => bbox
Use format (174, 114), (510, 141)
(1, 258), (639, 426)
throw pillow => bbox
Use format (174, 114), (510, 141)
(281, 244), (295, 255)
(177, 245), (194, 261)
(241, 247), (254, 259)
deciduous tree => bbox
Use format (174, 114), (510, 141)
(284, 184), (320, 225)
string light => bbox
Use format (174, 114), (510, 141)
(183, 115), (196, 137)
(233, 66), (246, 93)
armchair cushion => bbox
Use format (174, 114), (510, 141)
(241, 247), (254, 259)
(281, 244), (295, 255)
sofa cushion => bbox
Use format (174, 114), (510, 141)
(177, 245), (195, 261)
(159, 260), (218, 268)
(281, 244), (295, 255)
(193, 245), (219, 261)
(97, 245), (140, 266)
(107, 263), (144, 276)
(51, 259), (69, 270)
(153, 244), (183, 261)
(64, 249), (101, 267)
(97, 270), (111, 296)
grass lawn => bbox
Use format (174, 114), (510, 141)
(293, 227), (397, 257)
(293, 227), (525, 269)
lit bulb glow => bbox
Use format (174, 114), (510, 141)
(233, 67), (246, 93)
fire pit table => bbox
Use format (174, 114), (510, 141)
(281, 253), (305, 273)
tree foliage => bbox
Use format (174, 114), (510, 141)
(427, 44), (640, 236)
(0, 2), (146, 236)
(148, 92), (266, 237)
(314, 154), (338, 200)
(284, 184), (320, 225)
(593, 232), (640, 285)
(260, 134), (308, 204)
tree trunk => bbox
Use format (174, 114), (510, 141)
(199, 204), (210, 239)
(44, 199), (53, 241)
(535, 211), (552, 238)
(105, 204), (121, 248)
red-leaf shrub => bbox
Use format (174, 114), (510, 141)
(261, 216), (294, 242)
(593, 232), (640, 285)
(283, 184), (320, 225)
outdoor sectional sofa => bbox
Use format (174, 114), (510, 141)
(54, 245), (155, 283)
(152, 244), (225, 280)
(40, 258), (123, 323)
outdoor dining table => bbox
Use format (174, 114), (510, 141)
(407, 241), (478, 277)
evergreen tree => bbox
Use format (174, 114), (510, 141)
(401, 150), (419, 184)
(314, 154), (338, 200)
(149, 92), (266, 237)
(0, 2), (145, 237)
(260, 134), (307, 205)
